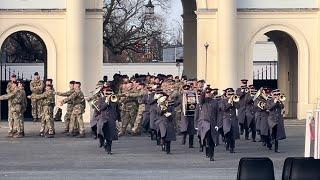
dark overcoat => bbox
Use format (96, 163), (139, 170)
(236, 88), (247, 124)
(149, 100), (160, 130)
(157, 113), (176, 141)
(198, 97), (218, 144)
(141, 93), (153, 130)
(245, 94), (255, 126)
(267, 100), (286, 140)
(254, 97), (269, 136)
(220, 99), (240, 140)
(97, 97), (120, 141)
(180, 92), (196, 135)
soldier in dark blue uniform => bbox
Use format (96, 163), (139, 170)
(244, 85), (257, 141)
(198, 87), (219, 161)
(267, 89), (286, 153)
(236, 79), (249, 136)
(97, 87), (121, 155)
(220, 88), (240, 153)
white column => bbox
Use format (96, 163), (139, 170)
(183, 13), (197, 79)
(66, 0), (85, 85)
(218, 0), (237, 89)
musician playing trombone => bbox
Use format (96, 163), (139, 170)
(220, 88), (240, 153)
(267, 89), (286, 153)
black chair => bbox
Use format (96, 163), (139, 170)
(237, 157), (275, 180)
(282, 157), (314, 180)
(289, 159), (320, 180)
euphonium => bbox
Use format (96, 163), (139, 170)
(257, 101), (266, 110)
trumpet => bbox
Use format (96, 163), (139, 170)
(278, 93), (286, 102)
(257, 101), (266, 110)
(241, 88), (249, 93)
(231, 95), (240, 103)
(110, 94), (118, 103)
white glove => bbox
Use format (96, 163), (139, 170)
(274, 98), (278, 103)
(164, 112), (172, 117)
(215, 126), (219, 131)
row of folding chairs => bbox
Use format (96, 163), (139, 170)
(237, 157), (320, 180)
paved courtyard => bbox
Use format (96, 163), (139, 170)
(0, 120), (305, 180)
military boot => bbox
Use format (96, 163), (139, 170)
(181, 134), (186, 145)
(189, 135), (194, 148)
(166, 141), (171, 154)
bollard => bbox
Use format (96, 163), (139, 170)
(305, 111), (313, 157)
(315, 109), (320, 159)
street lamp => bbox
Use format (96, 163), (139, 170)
(204, 42), (209, 81)
(145, 0), (155, 16)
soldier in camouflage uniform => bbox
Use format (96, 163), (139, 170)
(30, 72), (44, 122)
(118, 82), (138, 136)
(131, 83), (147, 135)
(56, 81), (76, 133)
(0, 81), (25, 138)
(61, 82), (86, 137)
(29, 84), (55, 138)
(17, 80), (27, 137)
(6, 74), (17, 136)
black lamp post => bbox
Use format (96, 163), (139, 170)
(204, 42), (209, 81)
(145, 0), (155, 17)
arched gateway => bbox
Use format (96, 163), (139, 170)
(1, 0), (319, 119)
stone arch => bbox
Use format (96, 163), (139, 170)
(245, 24), (310, 119)
(0, 24), (57, 87)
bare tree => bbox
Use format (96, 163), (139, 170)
(103, 0), (171, 62)
(0, 31), (46, 63)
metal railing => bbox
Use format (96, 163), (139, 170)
(253, 61), (278, 80)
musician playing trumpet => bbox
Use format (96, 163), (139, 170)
(96, 87), (121, 155)
(254, 88), (272, 149)
(267, 89), (286, 153)
(220, 88), (240, 153)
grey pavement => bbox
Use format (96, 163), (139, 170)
(0, 120), (305, 180)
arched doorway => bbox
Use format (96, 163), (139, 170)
(0, 30), (47, 119)
(252, 30), (298, 118)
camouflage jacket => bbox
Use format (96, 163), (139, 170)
(31, 90), (55, 107)
(30, 80), (44, 94)
(56, 89), (75, 110)
(62, 90), (86, 114)
(19, 89), (28, 113)
(0, 90), (25, 112)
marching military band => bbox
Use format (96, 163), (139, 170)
(0, 72), (287, 160)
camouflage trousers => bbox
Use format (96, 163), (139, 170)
(120, 106), (138, 134)
(64, 109), (79, 132)
(9, 110), (24, 134)
(8, 109), (15, 133)
(132, 104), (145, 134)
(31, 98), (42, 119)
(40, 106), (54, 135)
(70, 112), (84, 135)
